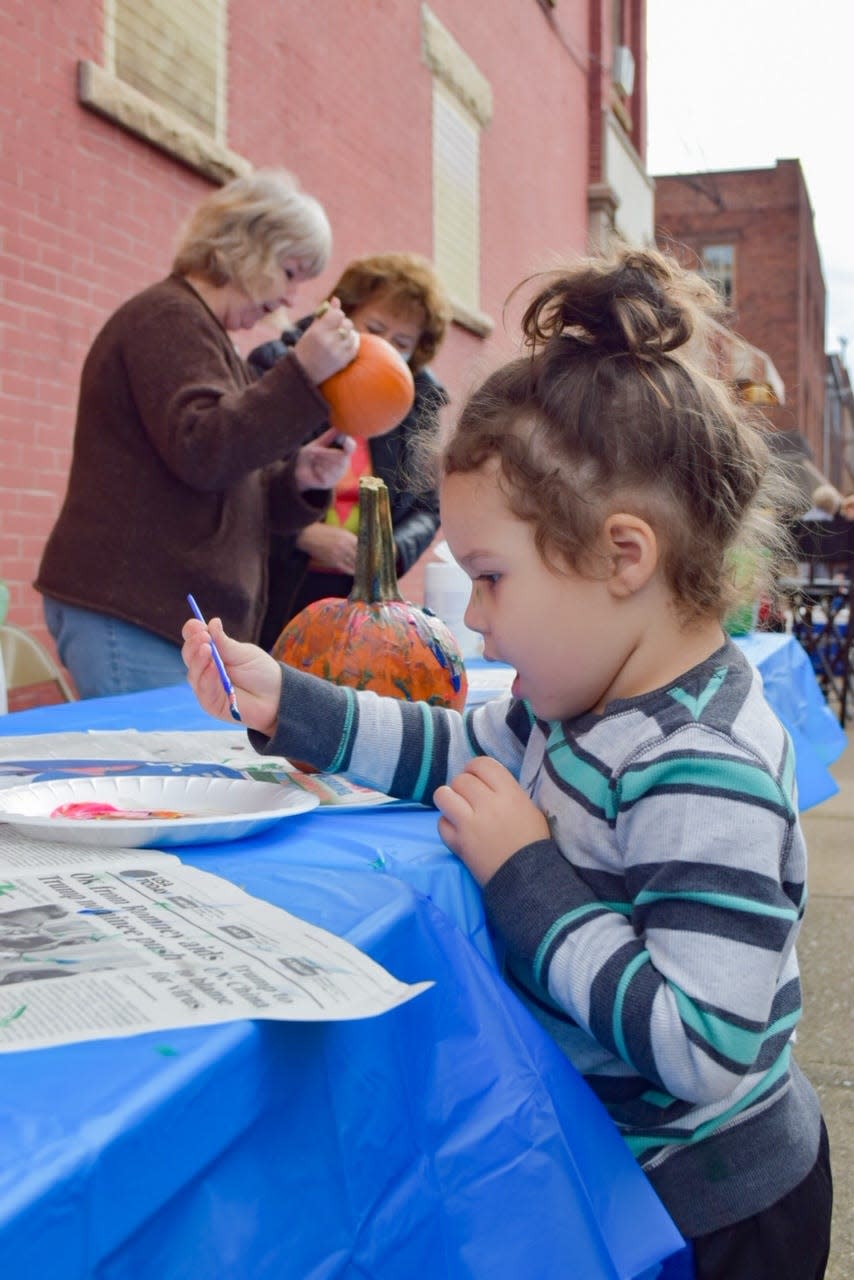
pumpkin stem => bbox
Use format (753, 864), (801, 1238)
(349, 476), (403, 604)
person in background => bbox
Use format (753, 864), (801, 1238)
(248, 252), (451, 651)
(185, 246), (831, 1279)
(36, 169), (359, 698)
(809, 482), (854, 520)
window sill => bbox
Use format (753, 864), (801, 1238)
(610, 91), (633, 135)
(78, 61), (252, 185)
(450, 298), (494, 338)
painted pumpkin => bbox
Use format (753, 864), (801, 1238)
(319, 333), (416, 439)
(273, 476), (467, 710)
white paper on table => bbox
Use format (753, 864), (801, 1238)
(0, 729), (254, 766)
(0, 835), (431, 1051)
(0, 730), (396, 807)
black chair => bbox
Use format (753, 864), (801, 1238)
(777, 516), (854, 726)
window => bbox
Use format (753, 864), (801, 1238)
(422, 6), (493, 336)
(78, 0), (249, 182)
(701, 244), (735, 308)
(611, 0), (635, 96)
(108, 0), (224, 138)
(432, 83), (480, 317)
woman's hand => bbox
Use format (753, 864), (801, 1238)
(294, 427), (355, 491)
(182, 617), (282, 738)
(292, 296), (359, 384)
(295, 521), (359, 573)
(434, 757), (551, 885)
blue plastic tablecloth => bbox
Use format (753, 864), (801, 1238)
(732, 632), (847, 808)
(0, 687), (692, 1278)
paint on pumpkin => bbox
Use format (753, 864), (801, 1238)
(272, 477), (467, 709)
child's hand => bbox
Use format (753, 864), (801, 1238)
(434, 757), (550, 885)
(181, 617), (282, 739)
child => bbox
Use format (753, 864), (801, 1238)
(183, 247), (832, 1279)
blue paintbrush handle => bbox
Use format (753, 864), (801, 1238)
(186, 594), (241, 721)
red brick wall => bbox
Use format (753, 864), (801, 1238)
(0, 0), (212, 640)
(1, 0), (593, 650)
(653, 160), (827, 463)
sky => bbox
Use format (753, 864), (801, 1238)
(645, 0), (854, 360)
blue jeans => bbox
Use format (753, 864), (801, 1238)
(43, 598), (188, 699)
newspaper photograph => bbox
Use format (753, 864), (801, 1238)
(0, 835), (431, 1052)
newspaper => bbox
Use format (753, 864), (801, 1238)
(0, 729), (399, 808)
(0, 834), (431, 1052)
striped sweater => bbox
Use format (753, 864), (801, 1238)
(258, 638), (822, 1236)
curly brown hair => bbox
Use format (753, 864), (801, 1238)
(330, 252), (451, 373)
(443, 246), (796, 622)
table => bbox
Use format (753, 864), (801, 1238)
(0, 688), (691, 1277)
(4, 629), (844, 810)
(731, 632), (847, 808)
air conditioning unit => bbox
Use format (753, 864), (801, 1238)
(612, 45), (635, 97)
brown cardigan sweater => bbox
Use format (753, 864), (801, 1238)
(36, 275), (332, 644)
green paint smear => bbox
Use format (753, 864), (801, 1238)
(0, 1005), (27, 1027)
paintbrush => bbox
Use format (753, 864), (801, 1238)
(186, 594), (242, 722)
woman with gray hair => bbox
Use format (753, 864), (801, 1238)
(37, 169), (358, 697)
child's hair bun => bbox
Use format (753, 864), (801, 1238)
(523, 246), (721, 360)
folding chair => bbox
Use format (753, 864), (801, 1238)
(0, 624), (77, 712)
(777, 516), (854, 726)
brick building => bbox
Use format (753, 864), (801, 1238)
(1, 0), (651, 652)
(825, 352), (854, 492)
(653, 159), (829, 499)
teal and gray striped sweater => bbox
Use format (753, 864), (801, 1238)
(259, 638), (822, 1237)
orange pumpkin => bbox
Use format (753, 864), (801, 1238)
(319, 333), (416, 439)
(273, 476), (467, 710)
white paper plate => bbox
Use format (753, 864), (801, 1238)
(0, 775), (319, 848)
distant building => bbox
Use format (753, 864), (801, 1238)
(825, 352), (854, 493)
(654, 159), (830, 501)
(587, 0), (655, 249)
